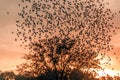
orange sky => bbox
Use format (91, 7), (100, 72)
(0, 0), (120, 75)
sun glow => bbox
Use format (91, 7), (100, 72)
(97, 69), (120, 78)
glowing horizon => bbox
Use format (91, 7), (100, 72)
(97, 69), (120, 78)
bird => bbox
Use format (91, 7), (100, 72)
(6, 11), (9, 14)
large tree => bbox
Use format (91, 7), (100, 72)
(17, 36), (100, 79)
(15, 0), (119, 79)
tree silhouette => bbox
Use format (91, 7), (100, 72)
(70, 69), (98, 80)
(17, 36), (100, 79)
(0, 71), (15, 80)
(15, 0), (119, 79)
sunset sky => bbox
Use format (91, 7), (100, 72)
(0, 0), (120, 76)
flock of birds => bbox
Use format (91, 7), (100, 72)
(16, 0), (118, 52)
(15, 0), (120, 72)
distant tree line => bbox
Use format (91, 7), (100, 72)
(0, 70), (120, 80)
